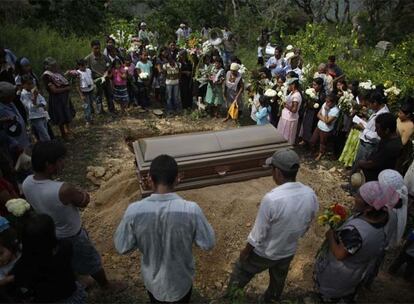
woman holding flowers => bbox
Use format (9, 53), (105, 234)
(223, 63), (244, 123)
(205, 57), (225, 118)
(277, 77), (302, 144)
(314, 181), (394, 302)
(300, 78), (325, 145)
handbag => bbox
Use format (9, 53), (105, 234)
(228, 101), (239, 119)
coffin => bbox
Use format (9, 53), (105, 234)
(133, 124), (291, 196)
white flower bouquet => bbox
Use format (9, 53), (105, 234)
(264, 89), (277, 98)
(139, 72), (149, 80)
(238, 64), (247, 75)
(338, 90), (355, 114)
(305, 88), (318, 100)
(384, 86), (401, 97)
(359, 80), (376, 90)
(6, 199), (30, 217)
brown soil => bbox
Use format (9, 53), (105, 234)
(61, 110), (414, 303)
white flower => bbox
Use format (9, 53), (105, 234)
(6, 198), (30, 217)
(305, 88), (318, 100)
(264, 89), (277, 97)
(238, 64), (247, 75)
(359, 80), (375, 90)
(313, 103), (320, 109)
(277, 91), (283, 97)
(385, 86), (401, 96)
(139, 72), (149, 80)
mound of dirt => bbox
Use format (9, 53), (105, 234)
(82, 157), (414, 303)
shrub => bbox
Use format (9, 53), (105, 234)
(0, 23), (92, 75)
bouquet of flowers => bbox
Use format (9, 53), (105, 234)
(6, 199), (31, 217)
(238, 64), (248, 76)
(305, 87), (320, 109)
(338, 90), (355, 115)
(317, 203), (349, 229)
(139, 72), (149, 80)
(359, 80), (376, 91)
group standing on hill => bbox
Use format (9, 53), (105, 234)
(0, 20), (414, 303)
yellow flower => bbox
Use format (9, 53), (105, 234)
(318, 215), (329, 225)
(329, 215), (342, 225)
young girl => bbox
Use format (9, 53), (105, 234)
(253, 95), (271, 125)
(76, 59), (95, 125)
(12, 214), (86, 303)
(205, 58), (225, 117)
(310, 94), (340, 161)
(110, 59), (129, 114)
(396, 98), (414, 175)
(14, 57), (39, 94)
(136, 51), (153, 108)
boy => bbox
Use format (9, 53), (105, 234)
(76, 59), (95, 125)
(20, 75), (50, 142)
(136, 51), (153, 108)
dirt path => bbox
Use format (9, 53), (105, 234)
(60, 112), (414, 303)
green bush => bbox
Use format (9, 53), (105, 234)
(285, 23), (414, 96)
(0, 24), (92, 75)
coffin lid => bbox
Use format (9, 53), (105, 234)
(138, 124), (286, 162)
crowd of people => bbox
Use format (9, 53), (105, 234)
(0, 21), (414, 303)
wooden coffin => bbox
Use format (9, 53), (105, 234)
(133, 124), (291, 196)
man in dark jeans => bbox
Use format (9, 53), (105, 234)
(84, 40), (115, 114)
(358, 113), (402, 181)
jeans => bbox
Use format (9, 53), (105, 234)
(82, 91), (95, 122)
(166, 84), (181, 113)
(227, 252), (293, 302)
(31, 118), (50, 142)
(95, 80), (114, 113)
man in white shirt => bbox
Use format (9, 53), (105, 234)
(266, 46), (287, 77)
(114, 154), (215, 303)
(352, 90), (389, 173)
(226, 149), (319, 302)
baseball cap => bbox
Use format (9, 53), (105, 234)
(265, 149), (300, 173)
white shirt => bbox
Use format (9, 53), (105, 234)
(359, 105), (390, 144)
(265, 56), (286, 76)
(248, 182), (319, 260)
(317, 104), (340, 132)
(22, 175), (81, 239)
(77, 68), (94, 92)
(114, 193), (215, 302)
(20, 89), (49, 120)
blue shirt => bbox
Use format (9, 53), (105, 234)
(114, 193), (215, 302)
(255, 106), (271, 125)
(0, 102), (30, 150)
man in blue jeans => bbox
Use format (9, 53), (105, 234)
(163, 57), (182, 114)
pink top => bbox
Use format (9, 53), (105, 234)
(112, 67), (127, 86)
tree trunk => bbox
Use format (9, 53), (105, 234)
(231, 0), (238, 17)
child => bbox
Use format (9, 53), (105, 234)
(20, 75), (51, 142)
(110, 59), (129, 114)
(12, 214), (86, 303)
(76, 59), (95, 125)
(136, 51), (153, 108)
(124, 57), (136, 107)
(254, 95), (271, 125)
(205, 58), (225, 118)
(310, 94), (340, 161)
(163, 56), (181, 114)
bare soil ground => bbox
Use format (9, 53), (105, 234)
(59, 108), (414, 303)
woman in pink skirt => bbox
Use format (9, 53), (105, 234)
(277, 78), (302, 144)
